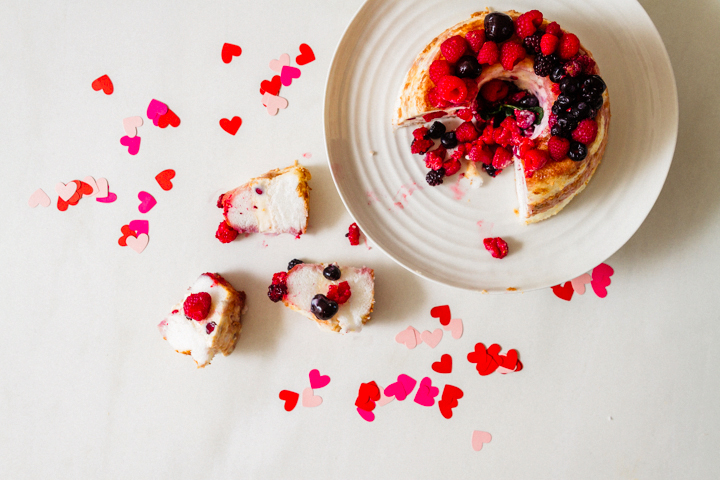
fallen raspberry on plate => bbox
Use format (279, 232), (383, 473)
(483, 237), (509, 259)
(346, 222), (361, 245)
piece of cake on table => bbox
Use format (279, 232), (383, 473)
(268, 261), (375, 333)
(216, 162), (311, 242)
(158, 273), (245, 367)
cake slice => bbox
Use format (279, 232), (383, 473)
(268, 263), (375, 333)
(216, 162), (311, 242)
(158, 273), (245, 367)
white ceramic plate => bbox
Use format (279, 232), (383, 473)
(324, 0), (677, 292)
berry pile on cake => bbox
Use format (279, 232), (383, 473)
(395, 9), (610, 224)
(268, 259), (375, 334)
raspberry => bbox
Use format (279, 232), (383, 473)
(545, 22), (562, 37)
(540, 34), (559, 55)
(558, 33), (579, 60)
(548, 114), (558, 128)
(216, 194), (225, 208)
(429, 60), (453, 84)
(465, 29), (485, 53)
(515, 10), (543, 38)
(492, 146), (513, 169)
(443, 158), (461, 176)
(206, 322), (216, 334)
(481, 124), (495, 144)
(524, 148), (550, 174)
(548, 136), (570, 161)
(423, 111), (448, 122)
(515, 109), (536, 129)
(425, 147), (447, 170)
(515, 136), (536, 158)
(564, 57), (583, 77)
(436, 76), (468, 104)
(480, 79), (509, 102)
(440, 35), (468, 64)
(272, 271), (288, 285)
(427, 87), (451, 109)
(500, 40), (526, 71)
(413, 126), (429, 140)
(456, 108), (473, 121)
(462, 78), (479, 103)
(579, 54), (597, 75)
(215, 220), (238, 243)
(483, 237), (509, 259)
(476, 41), (499, 65)
(346, 222), (361, 245)
(183, 292), (212, 321)
(411, 138), (433, 155)
(267, 283), (287, 302)
(571, 119), (598, 144)
(327, 281), (352, 305)
(426, 167), (446, 186)
(533, 54), (555, 77)
(522, 31), (543, 55)
(455, 122), (479, 142)
(468, 144), (493, 164)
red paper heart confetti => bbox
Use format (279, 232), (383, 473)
(221, 43), (242, 64)
(57, 196), (69, 212)
(157, 108), (181, 128)
(355, 381), (380, 412)
(467, 342), (499, 376)
(551, 281), (574, 301)
(438, 384), (464, 419)
(91, 74), (113, 95)
(432, 354), (453, 374)
(118, 225), (137, 247)
(430, 305), (451, 326)
(75, 180), (93, 197)
(260, 76), (281, 96)
(296, 43), (316, 66)
(155, 169), (175, 191)
(219, 116), (242, 135)
(279, 390), (299, 412)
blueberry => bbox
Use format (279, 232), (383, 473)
(556, 95), (573, 108)
(427, 121), (446, 139)
(556, 116), (577, 132)
(550, 66), (566, 83)
(518, 94), (539, 108)
(484, 12), (514, 43)
(482, 163), (500, 177)
(551, 103), (562, 116)
(310, 294), (339, 320)
(571, 101), (591, 119)
(287, 259), (304, 270)
(323, 264), (341, 280)
(550, 124), (568, 138)
(559, 76), (581, 97)
(456, 55), (482, 79)
(440, 131), (458, 149)
(568, 141), (588, 161)
(582, 75), (606, 96)
(583, 93), (604, 110)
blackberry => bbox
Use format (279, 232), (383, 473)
(267, 283), (287, 302)
(426, 167), (446, 186)
(533, 54), (554, 77)
(522, 31), (543, 55)
(287, 259), (304, 270)
(323, 264), (341, 281)
(568, 141), (588, 161)
(482, 162), (500, 177)
(427, 121), (446, 139)
(440, 131), (458, 149)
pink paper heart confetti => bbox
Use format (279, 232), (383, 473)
(269, 53), (290, 73)
(94, 177), (109, 197)
(137, 191), (156, 214)
(280, 65), (301, 86)
(147, 99), (168, 123)
(591, 263), (614, 298)
(375, 386), (394, 407)
(120, 135), (141, 155)
(471, 431), (492, 451)
(357, 407), (375, 422)
(55, 182), (77, 201)
(28, 188), (51, 207)
(122, 116), (143, 137)
(308, 369), (331, 389)
(301, 387), (322, 408)
(96, 192), (117, 203)
(126, 233), (148, 253)
(413, 377), (439, 407)
(128, 220), (149, 236)
(82, 176), (99, 196)
(571, 273), (592, 295)
(420, 328), (443, 348)
(262, 92), (288, 116)
(395, 326), (420, 349)
(443, 318), (463, 339)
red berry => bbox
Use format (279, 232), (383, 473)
(443, 158), (461, 176)
(548, 113), (558, 128)
(468, 144), (493, 164)
(205, 321), (217, 334)
(272, 271), (288, 285)
(440, 35), (468, 64)
(481, 124), (496, 145)
(483, 237), (509, 259)
(413, 126), (429, 140)
(456, 108), (473, 121)
(215, 220), (238, 243)
(429, 59), (453, 84)
(465, 29), (485, 53)
(548, 136), (570, 161)
(455, 121), (479, 142)
(480, 79), (509, 102)
(558, 33), (580, 60)
(515, 10), (543, 39)
(327, 281), (352, 305)
(462, 78), (479, 103)
(436, 76), (468, 104)
(183, 292), (212, 321)
(411, 138), (434, 155)
(524, 148), (550, 174)
(500, 41), (526, 71)
(425, 147), (446, 170)
(347, 222), (361, 246)
(492, 146), (513, 169)
(540, 34), (559, 55)
(564, 56), (583, 77)
(514, 109), (536, 129)
(427, 87), (451, 109)
(571, 119), (598, 144)
(545, 21), (562, 37)
(267, 283), (287, 302)
(476, 41), (499, 65)
(422, 111), (448, 122)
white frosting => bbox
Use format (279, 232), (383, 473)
(285, 264), (374, 333)
(225, 167), (307, 234)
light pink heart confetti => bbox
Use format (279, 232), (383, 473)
(126, 233), (148, 253)
(571, 273), (592, 295)
(376, 386), (394, 407)
(28, 188), (51, 208)
(269, 53), (290, 73)
(262, 92), (288, 116)
(55, 182), (77, 201)
(420, 329), (443, 348)
(95, 177), (109, 197)
(395, 326), (420, 349)
(122, 116), (143, 137)
(443, 318), (463, 339)
(301, 387), (322, 408)
(82, 176), (99, 196)
(471, 431), (492, 452)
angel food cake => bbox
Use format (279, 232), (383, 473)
(395, 9), (610, 223)
(216, 162), (311, 242)
(158, 273), (245, 367)
(268, 260), (375, 333)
